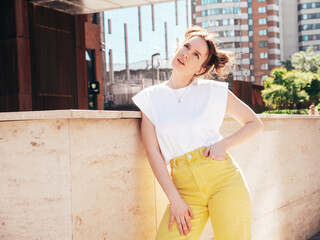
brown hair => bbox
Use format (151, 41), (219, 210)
(183, 25), (232, 79)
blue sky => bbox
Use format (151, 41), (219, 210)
(104, 0), (190, 69)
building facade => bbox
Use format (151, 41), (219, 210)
(281, 0), (320, 61)
(193, 0), (281, 86)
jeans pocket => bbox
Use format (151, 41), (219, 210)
(203, 152), (231, 164)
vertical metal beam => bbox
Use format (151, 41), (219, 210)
(108, 18), (112, 34)
(138, 6), (142, 41)
(165, 22), (168, 60)
(186, 0), (189, 28)
(108, 49), (114, 84)
(175, 0), (178, 25)
(99, 12), (107, 95)
(151, 4), (155, 31)
(124, 23), (130, 80)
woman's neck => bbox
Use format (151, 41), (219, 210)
(168, 71), (194, 89)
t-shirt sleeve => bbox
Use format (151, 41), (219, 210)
(132, 89), (155, 124)
(210, 80), (229, 126)
(211, 80), (229, 106)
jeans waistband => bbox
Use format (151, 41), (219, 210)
(170, 146), (207, 169)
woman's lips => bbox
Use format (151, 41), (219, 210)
(177, 58), (185, 66)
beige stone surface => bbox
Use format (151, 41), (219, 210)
(0, 110), (319, 240)
(0, 119), (72, 240)
(69, 118), (156, 240)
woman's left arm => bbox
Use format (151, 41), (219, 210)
(203, 90), (264, 160)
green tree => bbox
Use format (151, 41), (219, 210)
(261, 84), (290, 109)
(261, 68), (313, 110)
(291, 46), (320, 73)
(281, 59), (294, 71)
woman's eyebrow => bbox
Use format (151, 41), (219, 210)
(187, 43), (202, 57)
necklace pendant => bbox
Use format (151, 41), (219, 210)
(178, 99), (181, 103)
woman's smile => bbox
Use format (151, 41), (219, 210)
(177, 58), (185, 66)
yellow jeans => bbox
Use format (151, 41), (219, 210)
(156, 146), (252, 240)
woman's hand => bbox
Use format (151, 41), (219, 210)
(203, 141), (227, 161)
(169, 196), (194, 236)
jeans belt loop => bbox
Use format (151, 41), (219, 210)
(173, 157), (177, 168)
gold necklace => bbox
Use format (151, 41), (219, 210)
(168, 80), (191, 103)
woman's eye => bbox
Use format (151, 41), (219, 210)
(184, 44), (189, 48)
(195, 53), (199, 59)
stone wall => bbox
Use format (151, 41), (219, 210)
(0, 110), (319, 240)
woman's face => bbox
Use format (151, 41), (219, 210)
(172, 36), (209, 76)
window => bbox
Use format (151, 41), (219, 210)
(249, 53), (253, 59)
(299, 24), (320, 31)
(201, 0), (241, 5)
(261, 63), (268, 70)
(249, 19), (253, 25)
(260, 52), (268, 58)
(202, 21), (208, 28)
(258, 7), (266, 13)
(299, 13), (320, 21)
(260, 41), (267, 47)
(259, 29), (267, 36)
(300, 45), (320, 51)
(298, 2), (320, 10)
(92, 13), (99, 24)
(234, 7), (241, 14)
(259, 18), (267, 25)
(299, 34), (320, 42)
(222, 8), (232, 14)
(249, 30), (253, 36)
(248, 8), (252, 14)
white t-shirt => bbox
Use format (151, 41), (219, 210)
(132, 78), (229, 165)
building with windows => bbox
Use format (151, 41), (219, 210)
(281, 0), (320, 61)
(192, 0), (281, 85)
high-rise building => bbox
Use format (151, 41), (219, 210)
(192, 0), (281, 86)
(281, 0), (320, 61)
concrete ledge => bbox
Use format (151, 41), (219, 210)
(0, 109), (319, 122)
(0, 110), (319, 240)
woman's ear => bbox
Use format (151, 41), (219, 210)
(195, 67), (206, 75)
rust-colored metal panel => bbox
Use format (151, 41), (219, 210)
(0, 0), (16, 39)
(75, 15), (88, 109)
(0, 0), (32, 112)
(28, 4), (78, 110)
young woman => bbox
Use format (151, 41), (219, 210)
(132, 26), (263, 240)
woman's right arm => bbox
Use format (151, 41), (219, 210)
(140, 112), (194, 236)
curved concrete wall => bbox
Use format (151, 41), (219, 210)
(0, 110), (319, 240)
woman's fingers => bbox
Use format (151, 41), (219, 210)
(180, 217), (189, 236)
(188, 208), (194, 219)
(169, 214), (191, 236)
(168, 215), (174, 230)
(185, 216), (192, 233)
(176, 218), (184, 235)
(203, 147), (210, 157)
